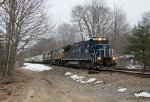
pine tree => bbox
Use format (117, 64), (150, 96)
(125, 25), (150, 70)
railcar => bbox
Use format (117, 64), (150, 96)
(24, 57), (35, 63)
(34, 55), (43, 63)
(25, 52), (52, 64)
(50, 48), (64, 65)
(42, 52), (51, 63)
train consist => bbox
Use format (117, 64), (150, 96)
(25, 37), (117, 70)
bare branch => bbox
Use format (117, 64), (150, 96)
(0, 0), (7, 6)
(0, 0), (53, 80)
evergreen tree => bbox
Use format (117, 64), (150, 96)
(125, 25), (150, 70)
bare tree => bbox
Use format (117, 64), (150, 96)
(111, 5), (129, 37)
(140, 11), (150, 26)
(72, 19), (84, 41)
(0, 33), (5, 71)
(0, 0), (53, 81)
(26, 37), (58, 57)
(0, 0), (6, 6)
(72, 0), (112, 39)
(57, 23), (76, 46)
(72, 1), (130, 54)
(110, 5), (130, 55)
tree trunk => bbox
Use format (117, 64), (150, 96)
(4, 47), (16, 82)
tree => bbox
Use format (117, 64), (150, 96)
(110, 5), (130, 55)
(72, 1), (130, 55)
(125, 11), (150, 70)
(0, 0), (53, 81)
(0, 34), (4, 65)
(26, 37), (58, 57)
(72, 0), (112, 38)
(141, 11), (150, 26)
(72, 1), (130, 54)
(57, 23), (76, 46)
(125, 25), (150, 70)
(0, 0), (6, 6)
(0, 0), (6, 75)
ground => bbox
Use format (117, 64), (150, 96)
(0, 64), (150, 102)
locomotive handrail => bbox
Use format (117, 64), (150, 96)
(95, 49), (116, 58)
(109, 49), (117, 58)
(96, 49), (106, 57)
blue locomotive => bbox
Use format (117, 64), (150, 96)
(51, 36), (117, 69)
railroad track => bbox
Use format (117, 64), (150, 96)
(49, 64), (150, 77)
(112, 69), (150, 77)
(87, 67), (150, 77)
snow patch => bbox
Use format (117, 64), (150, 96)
(22, 63), (52, 72)
(94, 81), (103, 84)
(134, 92), (150, 98)
(70, 74), (86, 83)
(117, 88), (127, 92)
(65, 72), (73, 76)
(65, 72), (102, 84)
(70, 74), (81, 80)
(86, 78), (96, 83)
(125, 65), (142, 69)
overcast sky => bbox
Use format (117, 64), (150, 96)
(48, 0), (150, 26)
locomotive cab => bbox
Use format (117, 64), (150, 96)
(90, 37), (117, 68)
(96, 48), (117, 67)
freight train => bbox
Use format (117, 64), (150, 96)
(25, 37), (117, 70)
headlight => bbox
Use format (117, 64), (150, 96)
(97, 57), (101, 60)
(112, 57), (116, 60)
(98, 38), (102, 40)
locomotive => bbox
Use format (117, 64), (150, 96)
(25, 36), (117, 70)
(49, 36), (117, 69)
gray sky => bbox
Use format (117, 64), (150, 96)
(48, 0), (150, 26)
